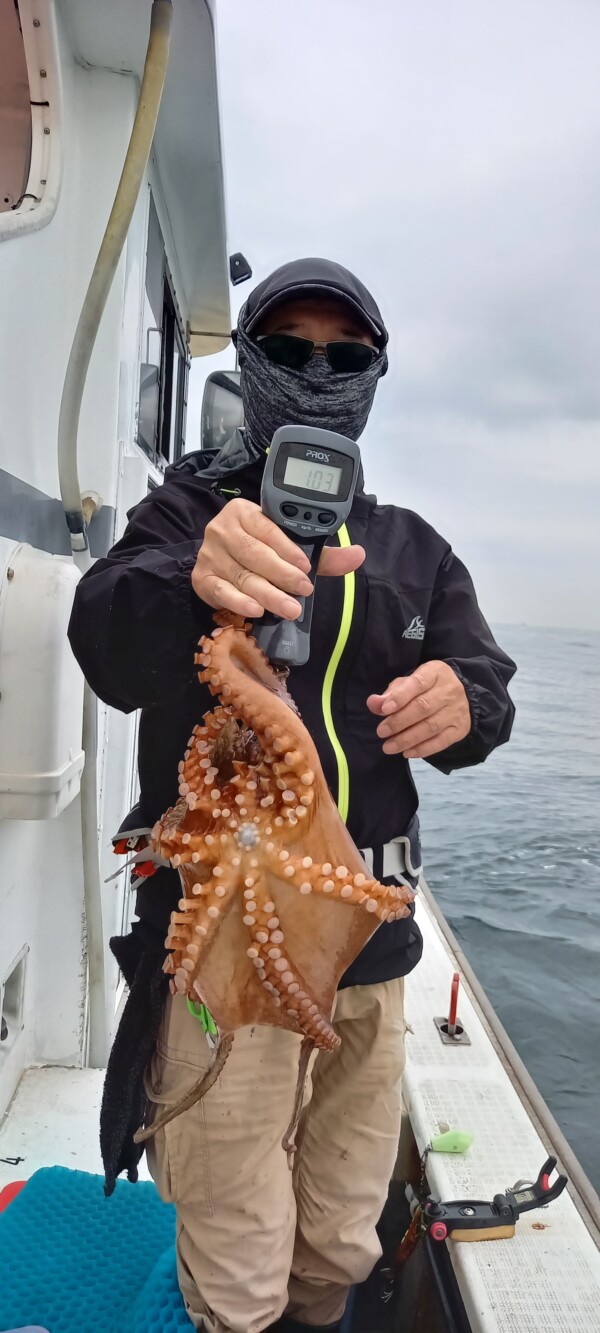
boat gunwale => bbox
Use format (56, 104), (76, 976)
(419, 877), (600, 1247)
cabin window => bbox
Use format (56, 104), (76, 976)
(138, 196), (189, 468)
(0, 0), (32, 213)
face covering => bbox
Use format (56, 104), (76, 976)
(236, 323), (388, 455)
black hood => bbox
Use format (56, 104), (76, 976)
(234, 257), (389, 350)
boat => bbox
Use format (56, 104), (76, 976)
(1, 2), (599, 1329)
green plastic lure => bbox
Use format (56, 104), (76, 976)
(430, 1130), (473, 1154)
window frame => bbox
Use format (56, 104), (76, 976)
(156, 268), (189, 467)
(137, 200), (191, 472)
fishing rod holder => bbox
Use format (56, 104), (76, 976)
(424, 1156), (568, 1243)
(434, 972), (471, 1046)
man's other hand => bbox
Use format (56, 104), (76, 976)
(193, 498), (365, 620)
(367, 662), (471, 759)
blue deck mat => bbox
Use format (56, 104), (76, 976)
(0, 1166), (192, 1333)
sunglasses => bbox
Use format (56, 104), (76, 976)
(256, 333), (378, 374)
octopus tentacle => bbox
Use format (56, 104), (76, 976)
(309, 869), (410, 920)
(134, 1033), (235, 1145)
(261, 849), (412, 923)
(246, 876), (338, 1050)
(176, 710), (238, 814)
(197, 629), (317, 829)
(282, 1036), (315, 1168)
(165, 871), (237, 993)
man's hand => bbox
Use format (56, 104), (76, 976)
(192, 498), (365, 620)
(367, 662), (471, 759)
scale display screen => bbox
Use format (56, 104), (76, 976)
(282, 456), (343, 496)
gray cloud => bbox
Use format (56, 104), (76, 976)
(188, 0), (600, 629)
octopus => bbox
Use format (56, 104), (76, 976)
(132, 615), (414, 1156)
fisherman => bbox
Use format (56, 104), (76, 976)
(68, 258), (516, 1333)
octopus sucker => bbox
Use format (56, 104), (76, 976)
(131, 615), (414, 1150)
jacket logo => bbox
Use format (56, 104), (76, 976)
(402, 616), (425, 641)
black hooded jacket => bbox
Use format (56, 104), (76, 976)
(69, 428), (516, 989)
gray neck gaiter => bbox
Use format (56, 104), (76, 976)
(236, 324), (387, 454)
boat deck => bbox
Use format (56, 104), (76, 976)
(0, 1066), (152, 1185)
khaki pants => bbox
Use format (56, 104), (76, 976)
(145, 978), (406, 1333)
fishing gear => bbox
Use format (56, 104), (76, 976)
(395, 1155), (568, 1267)
(422, 1155), (568, 1243)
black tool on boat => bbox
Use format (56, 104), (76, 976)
(255, 424), (361, 667)
(423, 1156), (568, 1244)
(395, 1155), (568, 1269)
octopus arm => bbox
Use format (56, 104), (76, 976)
(197, 627), (321, 785)
(262, 849), (414, 923)
(248, 875), (339, 1051)
(165, 869), (238, 995)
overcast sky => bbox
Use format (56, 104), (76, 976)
(188, 0), (600, 631)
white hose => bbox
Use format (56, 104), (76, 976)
(57, 1), (173, 1066)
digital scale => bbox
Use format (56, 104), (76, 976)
(254, 425), (361, 666)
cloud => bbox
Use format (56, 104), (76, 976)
(188, 0), (600, 629)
